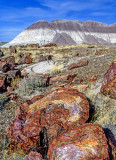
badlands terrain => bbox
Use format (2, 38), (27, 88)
(2, 19), (116, 47)
(0, 42), (116, 160)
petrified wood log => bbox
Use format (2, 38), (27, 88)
(49, 74), (76, 85)
(47, 123), (109, 160)
(7, 88), (89, 154)
(101, 62), (116, 99)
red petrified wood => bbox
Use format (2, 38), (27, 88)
(25, 56), (32, 64)
(101, 62), (116, 99)
(49, 74), (76, 85)
(7, 88), (89, 153)
(68, 60), (88, 70)
(47, 123), (109, 160)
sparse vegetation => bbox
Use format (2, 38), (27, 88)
(0, 94), (9, 109)
(2, 149), (26, 160)
(16, 77), (46, 96)
(49, 63), (63, 75)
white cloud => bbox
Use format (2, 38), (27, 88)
(0, 0), (115, 22)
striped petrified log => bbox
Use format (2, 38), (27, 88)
(7, 88), (89, 154)
(47, 123), (109, 160)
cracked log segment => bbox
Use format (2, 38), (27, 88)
(101, 62), (116, 99)
(7, 88), (89, 158)
(47, 123), (109, 160)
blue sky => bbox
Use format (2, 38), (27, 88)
(0, 0), (116, 42)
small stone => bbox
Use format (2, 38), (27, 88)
(76, 59), (88, 67)
(25, 56), (32, 64)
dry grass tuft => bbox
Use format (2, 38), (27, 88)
(49, 63), (64, 75)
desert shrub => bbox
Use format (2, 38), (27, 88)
(16, 77), (46, 96)
(49, 64), (63, 75)
(2, 150), (26, 160)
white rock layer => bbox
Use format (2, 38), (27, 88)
(2, 19), (116, 47)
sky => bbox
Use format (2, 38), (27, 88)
(0, 0), (116, 42)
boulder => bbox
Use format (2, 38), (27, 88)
(7, 88), (89, 153)
(47, 123), (109, 160)
(101, 62), (116, 99)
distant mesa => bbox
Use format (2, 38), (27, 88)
(2, 19), (116, 47)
